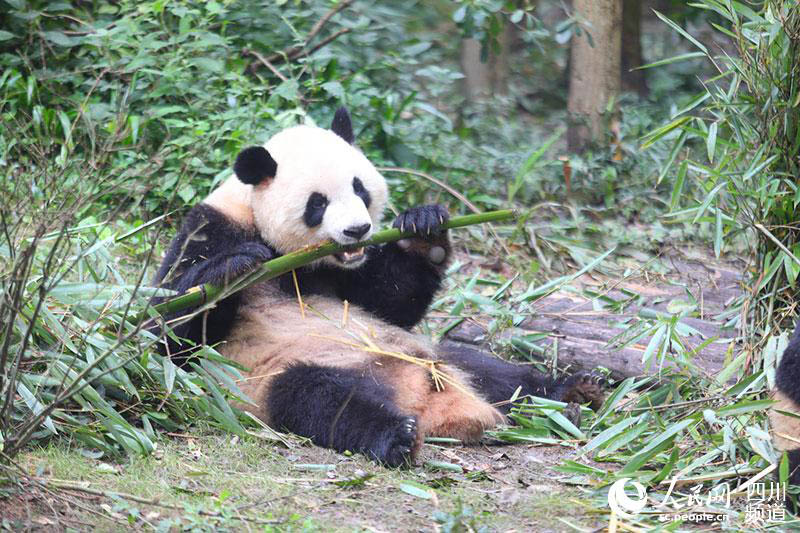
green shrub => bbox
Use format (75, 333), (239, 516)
(653, 0), (799, 344)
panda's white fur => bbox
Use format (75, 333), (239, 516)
(207, 125), (388, 267)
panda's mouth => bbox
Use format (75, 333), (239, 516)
(334, 246), (366, 266)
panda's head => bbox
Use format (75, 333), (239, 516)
(232, 108), (388, 269)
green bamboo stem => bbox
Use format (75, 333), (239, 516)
(143, 209), (515, 321)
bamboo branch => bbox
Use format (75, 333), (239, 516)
(380, 167), (513, 257)
(305, 0), (353, 44)
(245, 48), (288, 82)
(142, 209), (515, 322)
(284, 28), (350, 62)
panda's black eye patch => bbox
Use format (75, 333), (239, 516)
(352, 177), (370, 208)
(304, 192), (329, 228)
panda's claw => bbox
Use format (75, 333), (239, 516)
(377, 415), (418, 467)
(564, 402), (582, 428)
(560, 371), (606, 412)
(393, 204), (449, 238)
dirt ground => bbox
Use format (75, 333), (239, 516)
(5, 433), (602, 532)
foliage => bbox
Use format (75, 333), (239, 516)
(0, 0), (471, 214)
(499, 1), (800, 526)
(651, 0), (800, 344)
(0, 112), (252, 459)
(432, 500), (488, 533)
(491, 320), (787, 529)
(452, 0), (539, 61)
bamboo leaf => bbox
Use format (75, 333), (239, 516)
(659, 130), (687, 185)
(653, 10), (709, 54)
(581, 415), (640, 456)
(620, 419), (695, 475)
(706, 121), (718, 162)
(641, 116), (691, 150)
(669, 160), (688, 212)
(17, 382), (58, 435)
(635, 51), (706, 70)
(642, 324), (667, 367)
(592, 377), (649, 428)
(716, 399), (773, 416)
(508, 128), (564, 203)
(546, 410), (584, 439)
(515, 247), (615, 303)
(424, 461), (463, 473)
(714, 204), (723, 257)
(692, 182), (726, 223)
(163, 356), (177, 396)
(399, 481), (434, 499)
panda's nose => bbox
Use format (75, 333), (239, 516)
(343, 223), (371, 240)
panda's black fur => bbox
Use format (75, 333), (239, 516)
(770, 323), (800, 490)
(154, 108), (604, 466)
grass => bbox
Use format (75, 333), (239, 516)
(11, 428), (599, 531)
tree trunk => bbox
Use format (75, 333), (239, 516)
(490, 23), (512, 96)
(460, 19), (513, 102)
(621, 0), (648, 97)
(460, 38), (492, 101)
(567, 0), (622, 153)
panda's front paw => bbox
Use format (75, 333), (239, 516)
(370, 416), (418, 467)
(560, 372), (605, 412)
(393, 205), (450, 266)
(216, 242), (275, 279)
(393, 205), (449, 236)
(233, 241), (275, 262)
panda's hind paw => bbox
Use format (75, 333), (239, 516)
(374, 416), (418, 468)
(561, 372), (605, 412)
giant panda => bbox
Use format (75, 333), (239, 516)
(770, 323), (800, 487)
(154, 107), (604, 466)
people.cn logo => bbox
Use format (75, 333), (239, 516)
(607, 478), (648, 518)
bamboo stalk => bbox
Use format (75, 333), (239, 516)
(141, 209), (515, 322)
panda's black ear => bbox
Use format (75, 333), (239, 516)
(331, 107), (354, 144)
(233, 146), (277, 185)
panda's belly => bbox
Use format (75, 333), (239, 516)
(218, 282), (438, 403)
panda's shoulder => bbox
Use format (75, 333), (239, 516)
(165, 203), (259, 270)
(179, 203), (255, 240)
